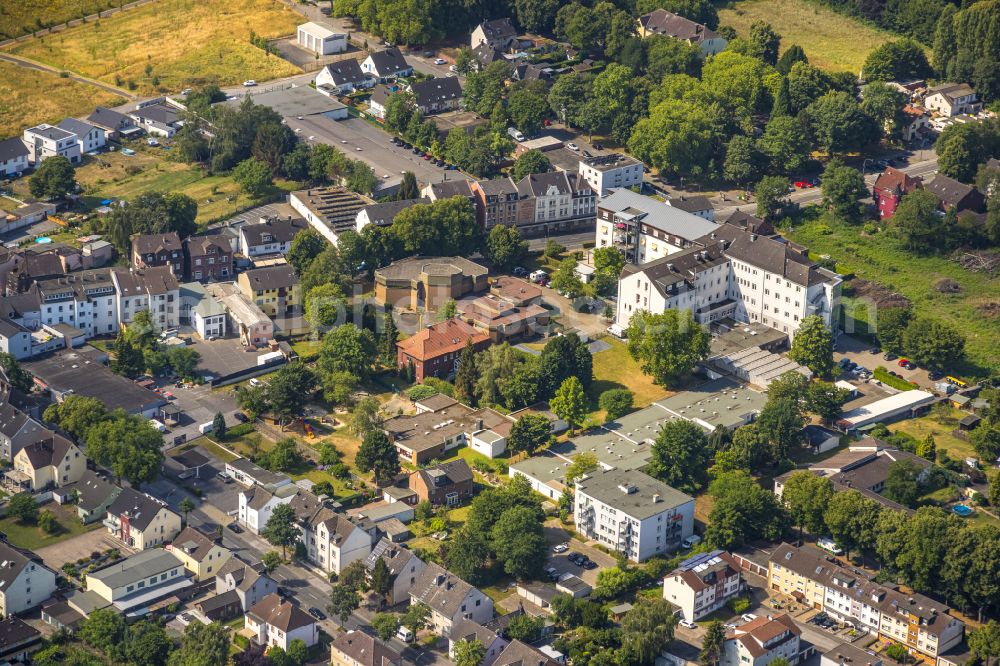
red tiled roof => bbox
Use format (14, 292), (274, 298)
(397, 318), (489, 362)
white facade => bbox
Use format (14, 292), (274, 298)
(297, 22), (348, 55)
(22, 125), (81, 165)
(720, 616), (802, 666)
(578, 157), (643, 196)
(304, 517), (372, 575)
(0, 550), (57, 618)
(410, 564), (494, 637)
(663, 551), (743, 622)
(530, 183), (595, 225)
(615, 251), (732, 329)
(238, 488), (293, 535)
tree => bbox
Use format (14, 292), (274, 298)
(126, 621), (172, 666)
(262, 550), (283, 573)
(971, 424), (1000, 464)
(379, 311), (399, 366)
(304, 283), (347, 331)
(287, 229), (326, 276)
(884, 459), (924, 508)
(824, 489), (882, 559)
(821, 160), (867, 221)
(806, 381), (851, 423)
(782, 471), (834, 538)
(776, 44), (808, 75)
(876, 307), (912, 353)
(286, 639), (308, 666)
(789, 315), (834, 377)
(43, 394), (108, 441)
(492, 505), (548, 579)
(627, 310), (710, 387)
(446, 638), (485, 666)
(29, 156), (77, 199)
(700, 620), (725, 666)
(862, 82), (908, 140)
(209, 412), (227, 441)
(397, 171), (419, 200)
(232, 157), (273, 198)
(755, 175), (791, 221)
(262, 503), (299, 558)
(539, 333), (592, 397)
(758, 117), (810, 175)
(38, 509), (57, 534)
(705, 471), (788, 550)
(349, 396), (383, 438)
(550, 256), (584, 298)
(862, 39), (932, 82)
(168, 622), (230, 666)
(356, 430), (400, 482)
(645, 34), (702, 79)
(437, 299), (458, 321)
(629, 98), (728, 180)
(507, 615), (545, 642)
(85, 412), (164, 485)
(166, 346), (200, 380)
(566, 451), (598, 485)
(264, 437), (304, 472)
(370, 556), (392, 598)
(593, 246), (625, 277)
(723, 135), (763, 186)
(371, 612), (401, 641)
(599, 388), (634, 421)
(512, 149), (551, 180)
(902, 316), (965, 370)
(550, 376), (587, 434)
(649, 420), (710, 493)
(178, 497), (195, 522)
(969, 622), (1000, 666)
(267, 362), (317, 424)
(0, 353), (33, 394)
(747, 20), (780, 65)
(894, 189), (952, 254)
(485, 224), (528, 271)
(757, 396), (806, 464)
(79, 608), (126, 659)
(804, 91), (879, 157)
(111, 330), (144, 378)
(508, 88), (550, 138)
(508, 413), (551, 456)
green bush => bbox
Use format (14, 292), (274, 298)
(874, 366), (918, 391)
(233, 634), (250, 649)
(406, 385), (439, 401)
(226, 422), (256, 438)
(729, 596), (752, 614)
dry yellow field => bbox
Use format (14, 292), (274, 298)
(0, 60), (124, 138)
(9, 0), (301, 94)
(0, 0), (115, 39)
(719, 0), (899, 72)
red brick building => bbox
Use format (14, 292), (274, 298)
(408, 459), (474, 506)
(396, 318), (489, 383)
(873, 168), (922, 219)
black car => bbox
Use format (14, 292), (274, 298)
(226, 522), (243, 533)
(869, 347), (881, 354)
(568, 552), (584, 565)
(390, 137), (399, 144)
(402, 142), (412, 149)
(582, 559), (598, 570)
(234, 412), (249, 423)
(309, 607), (327, 620)
(593, 143), (604, 150)
(883, 352), (897, 361)
(928, 370), (944, 380)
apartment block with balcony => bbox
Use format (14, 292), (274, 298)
(663, 550), (744, 622)
(22, 125), (81, 165)
(574, 468), (694, 563)
(111, 266), (180, 332)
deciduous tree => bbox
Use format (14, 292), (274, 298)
(626, 310), (710, 387)
(649, 420), (710, 493)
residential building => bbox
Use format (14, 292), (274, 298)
(821, 644), (882, 666)
(410, 563), (494, 636)
(449, 619), (509, 666)
(361, 48), (413, 81)
(374, 256), (488, 313)
(409, 459), (474, 506)
(245, 593), (319, 650)
(86, 106), (141, 141)
(494, 640), (561, 666)
(515, 171), (595, 235)
(767, 543), (965, 660)
(195, 590), (243, 622)
(411, 77), (463, 114)
(215, 557), (278, 611)
(368, 84), (392, 120)
(10, 434), (85, 492)
(574, 468), (694, 562)
(422, 179), (476, 203)
(924, 83), (980, 117)
(471, 18), (517, 51)
(296, 22), (348, 55)
(331, 630), (400, 666)
(637, 9), (727, 54)
(578, 155), (643, 196)
(0, 616), (42, 663)
(105, 487), (183, 551)
(720, 614), (805, 666)
(596, 188), (719, 262)
(57, 118), (106, 154)
(132, 232), (183, 274)
(184, 234), (232, 282)
(84, 549), (190, 613)
(396, 318), (490, 382)
(873, 168), (922, 218)
(34, 268), (120, 337)
(0, 541), (57, 617)
(167, 526), (232, 581)
(238, 483), (298, 534)
(457, 292), (548, 343)
(471, 178), (521, 230)
(238, 217), (308, 257)
(62, 470), (122, 524)
(227, 457), (292, 489)
(511, 63), (552, 82)
(473, 43), (504, 69)
(903, 105), (932, 142)
(0, 403), (56, 462)
(723, 210), (774, 236)
(356, 198), (429, 232)
(111, 266), (180, 331)
(22, 124), (81, 165)
(316, 59), (374, 95)
(365, 539), (427, 605)
(0, 138), (29, 177)
(237, 265), (300, 318)
(212, 286), (274, 347)
(291, 187), (374, 245)
(302, 505), (375, 576)
(128, 101), (182, 138)
(667, 195), (715, 220)
(924, 175), (986, 214)
(385, 396), (513, 463)
(180, 282), (227, 340)
(663, 550), (744, 622)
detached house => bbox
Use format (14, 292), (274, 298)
(663, 550), (744, 622)
(873, 168), (922, 218)
(237, 265), (300, 318)
(215, 557), (277, 611)
(87, 107), (141, 142)
(0, 541), (57, 618)
(63, 470), (122, 524)
(105, 487), (183, 551)
(471, 18), (518, 52)
(411, 77), (463, 114)
(245, 593), (319, 650)
(168, 526), (232, 581)
(637, 9), (727, 55)
(408, 459), (474, 506)
(331, 630), (401, 666)
(365, 539), (427, 605)
(410, 563), (494, 636)
(396, 318), (490, 383)
(925, 174), (986, 214)
(362, 48), (413, 82)
(132, 232), (183, 274)
(22, 124), (81, 165)
(10, 434), (85, 492)
(302, 506), (375, 576)
(316, 59), (374, 95)
(57, 118), (106, 154)
(924, 83), (980, 117)
(720, 614), (805, 666)
(0, 138), (29, 177)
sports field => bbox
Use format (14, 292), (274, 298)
(9, 0), (301, 94)
(718, 0), (899, 72)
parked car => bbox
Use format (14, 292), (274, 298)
(679, 620), (697, 630)
(227, 522), (243, 533)
(928, 370), (944, 380)
(567, 142), (580, 151)
(898, 358), (910, 367)
(869, 346), (882, 354)
(243, 80), (257, 86)
(741, 614), (758, 623)
(397, 627), (414, 643)
(546, 566), (560, 581)
(552, 543), (569, 553)
(512, 266), (528, 277)
(434, 58), (447, 65)
(593, 142), (604, 150)
(309, 607), (327, 620)
(582, 559), (597, 570)
(794, 180), (813, 188)
(568, 552), (585, 565)
(234, 412), (249, 423)
(883, 352), (898, 361)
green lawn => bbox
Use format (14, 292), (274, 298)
(589, 338), (670, 419)
(890, 408), (976, 462)
(0, 503), (100, 550)
(786, 210), (1000, 373)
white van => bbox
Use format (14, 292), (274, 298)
(817, 537), (843, 555)
(396, 626), (414, 643)
(507, 127), (526, 142)
(682, 534), (702, 549)
(149, 419), (167, 433)
(529, 270), (548, 283)
(198, 422), (216, 435)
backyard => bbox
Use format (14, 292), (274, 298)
(0, 60), (124, 138)
(785, 210), (1000, 373)
(718, 0), (902, 72)
(589, 338), (670, 418)
(8, 0), (301, 94)
(890, 407), (976, 462)
(0, 502), (101, 550)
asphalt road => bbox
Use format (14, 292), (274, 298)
(526, 230), (593, 251)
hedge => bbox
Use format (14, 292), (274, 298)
(874, 366), (919, 391)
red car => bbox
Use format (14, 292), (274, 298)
(794, 180), (813, 188)
(898, 358), (909, 367)
(422, 154), (431, 160)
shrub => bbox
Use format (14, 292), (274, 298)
(406, 385), (438, 401)
(599, 389), (634, 421)
(729, 596), (752, 614)
(885, 643), (909, 663)
(873, 366), (918, 391)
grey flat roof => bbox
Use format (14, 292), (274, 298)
(599, 188), (719, 239)
(576, 468), (693, 520)
(87, 549), (184, 589)
(233, 86), (346, 117)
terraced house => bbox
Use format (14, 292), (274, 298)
(767, 544), (964, 660)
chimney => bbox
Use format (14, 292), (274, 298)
(652, 493), (661, 503)
(750, 234), (757, 242)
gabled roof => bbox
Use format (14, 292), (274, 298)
(0, 616), (40, 650)
(476, 18), (517, 42)
(240, 218), (307, 246)
(111, 266), (179, 296)
(410, 562), (479, 616)
(727, 614), (799, 658)
(473, 43), (504, 66)
(638, 8), (718, 43)
(170, 526), (220, 563)
(516, 171), (590, 198)
(396, 318), (489, 362)
(417, 459), (473, 489)
(667, 195), (713, 214)
(927, 82), (977, 103)
(494, 640), (560, 666)
(248, 593), (316, 632)
(57, 118), (101, 138)
(87, 106), (135, 131)
(701, 224), (838, 288)
(132, 232), (182, 256)
(366, 48), (410, 76)
(360, 198), (429, 227)
(411, 77), (463, 108)
(241, 265), (296, 292)
(723, 210), (773, 236)
(365, 538), (423, 576)
(0, 138), (28, 163)
(925, 175), (984, 210)
(185, 234), (230, 256)
(0, 540), (49, 590)
(64, 471), (120, 511)
(320, 59), (367, 85)
(332, 630), (400, 666)
(108, 487), (175, 531)
(873, 168), (922, 196)
(19, 434), (74, 470)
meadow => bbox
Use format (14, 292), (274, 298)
(718, 0), (900, 72)
(0, 0), (117, 39)
(0, 60), (124, 138)
(9, 0), (301, 94)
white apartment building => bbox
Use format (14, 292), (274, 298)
(22, 124), (81, 165)
(720, 615), (804, 666)
(663, 551), (744, 622)
(303, 511), (373, 576)
(516, 171), (595, 234)
(615, 224), (842, 339)
(36, 270), (120, 337)
(238, 484), (297, 535)
(57, 119), (106, 154)
(410, 563), (494, 636)
(0, 542), (57, 618)
(596, 188), (719, 264)
(111, 266), (180, 332)
(574, 468), (694, 563)
(578, 155), (643, 196)
(365, 539), (427, 606)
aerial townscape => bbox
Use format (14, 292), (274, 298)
(2, 0), (1000, 665)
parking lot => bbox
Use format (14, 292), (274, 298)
(542, 520), (618, 586)
(836, 334), (940, 390)
(155, 376), (240, 447)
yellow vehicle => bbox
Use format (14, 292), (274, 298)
(946, 376), (967, 387)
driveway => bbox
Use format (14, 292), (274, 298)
(36, 528), (120, 571)
(539, 288), (610, 338)
(542, 519), (616, 586)
(159, 380), (240, 447)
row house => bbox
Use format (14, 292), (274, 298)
(238, 217), (308, 258)
(663, 550), (744, 622)
(184, 235), (232, 282)
(111, 266), (180, 332)
(768, 543), (964, 660)
(132, 232), (184, 275)
(515, 171), (595, 235)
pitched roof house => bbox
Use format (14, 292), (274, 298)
(63, 470), (122, 524)
(0, 541), (57, 617)
(365, 538), (427, 605)
(396, 318), (490, 383)
(10, 434), (85, 492)
(362, 48), (413, 81)
(132, 231), (183, 274)
(410, 563), (494, 636)
(167, 526), (232, 581)
(637, 9), (727, 55)
(924, 174), (986, 213)
(245, 593), (319, 650)
(873, 168), (922, 218)
(105, 487), (183, 550)
(215, 557), (278, 611)
(924, 83), (980, 117)
(720, 614), (803, 666)
(408, 459), (475, 506)
(410, 77), (463, 114)
(471, 18), (518, 51)
(448, 620), (508, 666)
(331, 630), (401, 666)
(493, 640), (561, 666)
(316, 59), (374, 94)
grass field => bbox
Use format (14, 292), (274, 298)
(0, 0), (118, 39)
(588, 338), (670, 420)
(9, 0), (301, 94)
(0, 503), (100, 550)
(890, 408), (976, 461)
(718, 0), (900, 72)
(786, 210), (1000, 373)
(0, 60), (124, 139)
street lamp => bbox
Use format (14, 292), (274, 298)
(862, 158), (873, 174)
